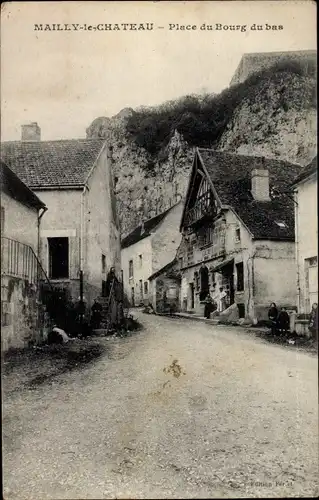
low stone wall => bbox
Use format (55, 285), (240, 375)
(1, 275), (50, 351)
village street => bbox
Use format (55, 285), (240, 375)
(3, 312), (318, 500)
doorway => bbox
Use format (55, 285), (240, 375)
(188, 283), (195, 310)
(131, 287), (135, 307)
(220, 261), (235, 307)
(305, 257), (318, 312)
(48, 237), (69, 279)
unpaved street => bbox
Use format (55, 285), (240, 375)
(3, 312), (318, 499)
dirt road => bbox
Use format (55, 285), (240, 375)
(3, 312), (318, 498)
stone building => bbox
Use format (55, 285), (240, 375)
(292, 156), (318, 314)
(1, 160), (49, 350)
(230, 50), (317, 86)
(1, 123), (121, 309)
(148, 259), (181, 314)
(177, 148), (303, 322)
(121, 201), (183, 306)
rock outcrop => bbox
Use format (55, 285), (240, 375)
(87, 68), (317, 237)
(219, 71), (317, 166)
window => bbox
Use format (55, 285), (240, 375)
(129, 259), (133, 279)
(139, 279), (143, 297)
(307, 256), (317, 267)
(199, 226), (214, 247)
(236, 262), (244, 292)
(144, 281), (148, 295)
(139, 254), (143, 267)
(194, 271), (200, 291)
(102, 254), (106, 273)
(48, 237), (69, 279)
(235, 227), (241, 243)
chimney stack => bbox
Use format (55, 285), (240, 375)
(106, 145), (114, 162)
(251, 168), (270, 201)
(21, 122), (41, 141)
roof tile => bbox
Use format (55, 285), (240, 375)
(197, 149), (303, 240)
(1, 139), (105, 188)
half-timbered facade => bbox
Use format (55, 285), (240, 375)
(178, 148), (303, 321)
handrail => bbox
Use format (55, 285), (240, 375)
(30, 245), (54, 292)
(186, 196), (214, 226)
(1, 236), (53, 291)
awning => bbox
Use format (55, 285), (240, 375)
(211, 257), (234, 273)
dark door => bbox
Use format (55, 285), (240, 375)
(190, 283), (195, 309)
(222, 263), (235, 306)
(48, 237), (69, 279)
(131, 287), (135, 307)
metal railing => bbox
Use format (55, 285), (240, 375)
(1, 236), (52, 290)
(185, 194), (214, 227)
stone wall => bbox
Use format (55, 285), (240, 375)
(1, 275), (50, 351)
(230, 51), (317, 86)
(154, 276), (180, 314)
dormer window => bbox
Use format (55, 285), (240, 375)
(235, 227), (241, 243)
(275, 221), (287, 229)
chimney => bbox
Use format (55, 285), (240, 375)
(21, 122), (41, 141)
(251, 168), (270, 201)
(107, 145), (113, 159)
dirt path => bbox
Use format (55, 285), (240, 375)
(3, 313), (318, 499)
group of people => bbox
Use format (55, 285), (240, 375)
(203, 286), (229, 319)
(268, 303), (290, 335)
(268, 302), (318, 338)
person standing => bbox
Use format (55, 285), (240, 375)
(277, 307), (290, 336)
(268, 302), (279, 335)
(91, 298), (102, 330)
(309, 303), (318, 340)
(218, 287), (227, 312)
(204, 294), (213, 319)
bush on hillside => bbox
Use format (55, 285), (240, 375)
(125, 59), (317, 157)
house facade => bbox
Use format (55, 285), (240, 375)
(292, 157), (318, 314)
(1, 161), (50, 351)
(177, 148), (303, 321)
(121, 201), (183, 306)
(148, 259), (181, 314)
(1, 123), (121, 310)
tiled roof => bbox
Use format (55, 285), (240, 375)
(1, 160), (46, 210)
(121, 203), (180, 249)
(1, 139), (106, 188)
(148, 259), (177, 281)
(291, 156), (317, 186)
(197, 149), (303, 240)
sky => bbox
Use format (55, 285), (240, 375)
(1, 1), (316, 141)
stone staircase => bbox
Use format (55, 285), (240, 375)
(92, 295), (127, 336)
(95, 296), (110, 330)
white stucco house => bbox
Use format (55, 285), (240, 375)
(292, 156), (318, 314)
(1, 123), (121, 308)
(121, 201), (183, 306)
(1, 160), (48, 350)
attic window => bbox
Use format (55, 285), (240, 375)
(275, 221), (287, 229)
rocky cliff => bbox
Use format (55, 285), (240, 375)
(87, 66), (317, 237)
(219, 71), (317, 165)
(87, 114), (193, 236)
